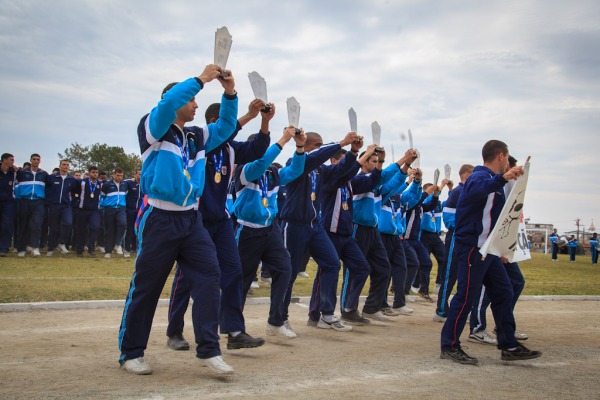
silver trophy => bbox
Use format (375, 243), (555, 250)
(287, 97), (301, 134)
(408, 129), (414, 150)
(413, 149), (421, 169)
(433, 169), (440, 187)
(248, 71), (270, 112)
(371, 121), (383, 155)
(349, 108), (357, 133)
(444, 164), (451, 180)
(214, 27), (232, 78)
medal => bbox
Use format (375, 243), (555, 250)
(431, 216), (436, 222)
(183, 169), (191, 180)
(392, 215), (396, 221)
(311, 192), (316, 201)
(262, 197), (269, 208)
(90, 193), (94, 198)
(215, 172), (221, 183)
(213, 150), (223, 184)
(342, 202), (348, 211)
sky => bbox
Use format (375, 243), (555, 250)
(1, 0), (598, 233)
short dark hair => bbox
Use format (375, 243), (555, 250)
(88, 166), (98, 172)
(423, 183), (433, 191)
(23, 162), (31, 168)
(161, 82), (179, 98)
(481, 140), (508, 163)
(508, 156), (518, 168)
(1, 153), (13, 161)
(59, 159), (70, 165)
(99, 171), (107, 176)
(114, 168), (123, 174)
(331, 149), (347, 161)
(30, 153), (41, 160)
(205, 103), (220, 124)
(458, 164), (474, 177)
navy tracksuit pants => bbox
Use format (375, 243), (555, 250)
(402, 240), (420, 295)
(47, 203), (72, 251)
(75, 209), (99, 255)
(281, 220), (340, 321)
(0, 199), (15, 252)
(551, 243), (558, 260)
(436, 230), (457, 318)
(440, 243), (518, 351)
(124, 208), (138, 253)
(103, 207), (126, 253)
(352, 225), (391, 315)
(236, 223), (291, 327)
(16, 199), (45, 251)
(420, 230), (445, 285)
(407, 238), (433, 294)
(118, 207), (221, 363)
(323, 232), (369, 316)
(167, 218), (246, 336)
(470, 262), (525, 333)
(380, 234), (408, 309)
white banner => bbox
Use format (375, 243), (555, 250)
(480, 160), (531, 263)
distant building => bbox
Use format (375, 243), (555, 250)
(525, 223), (553, 253)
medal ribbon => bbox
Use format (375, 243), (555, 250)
(89, 179), (98, 197)
(310, 170), (317, 200)
(173, 132), (189, 171)
(340, 185), (349, 207)
(259, 174), (269, 201)
(213, 149), (223, 176)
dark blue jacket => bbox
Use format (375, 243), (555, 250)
(14, 168), (48, 200)
(45, 173), (77, 206)
(125, 179), (143, 210)
(100, 179), (128, 208)
(0, 168), (15, 201)
(405, 191), (439, 240)
(75, 178), (101, 210)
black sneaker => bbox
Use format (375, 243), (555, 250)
(501, 344), (542, 361)
(88, 250), (96, 257)
(167, 332), (190, 351)
(227, 332), (265, 350)
(341, 310), (371, 326)
(418, 291), (434, 303)
(440, 347), (478, 365)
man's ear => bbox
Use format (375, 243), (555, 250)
(209, 118), (218, 124)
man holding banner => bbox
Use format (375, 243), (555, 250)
(440, 140), (541, 365)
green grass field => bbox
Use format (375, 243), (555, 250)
(0, 252), (598, 303)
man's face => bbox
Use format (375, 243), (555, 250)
(30, 156), (40, 168)
(498, 152), (510, 174)
(135, 170), (141, 182)
(305, 136), (323, 153)
(176, 97), (198, 123)
(60, 161), (70, 174)
(331, 154), (346, 165)
(89, 170), (98, 181)
(113, 172), (124, 183)
(363, 155), (378, 173)
(73, 172), (82, 179)
(2, 156), (14, 168)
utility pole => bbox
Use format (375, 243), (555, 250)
(575, 218), (581, 243)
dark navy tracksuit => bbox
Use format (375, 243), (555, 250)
(280, 142), (343, 321)
(100, 179), (127, 254)
(591, 236), (599, 264)
(549, 232), (559, 260)
(316, 152), (371, 317)
(167, 128), (270, 336)
(74, 178), (102, 255)
(420, 197), (445, 285)
(14, 168), (48, 251)
(0, 167), (15, 253)
(45, 172), (77, 251)
(118, 78), (238, 364)
(440, 165), (519, 351)
(124, 179), (143, 253)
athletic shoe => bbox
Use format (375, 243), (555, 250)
(77, 253), (84, 257)
(88, 250), (96, 257)
(121, 357), (152, 375)
(468, 330), (497, 345)
(432, 314), (446, 323)
(32, 248), (41, 257)
(405, 295), (416, 303)
(17, 251), (26, 257)
(250, 281), (260, 289)
(440, 347), (478, 365)
(297, 271), (310, 278)
(410, 286), (419, 294)
(115, 245), (124, 255)
(417, 291), (434, 303)
(381, 307), (400, 316)
(96, 246), (105, 253)
(501, 344), (542, 361)
(46, 251), (53, 257)
(167, 332), (190, 350)
(266, 323), (297, 339)
(317, 316), (352, 332)
(392, 306), (414, 315)
(123, 251), (131, 258)
(341, 310), (371, 325)
(0, 251), (7, 257)
(514, 331), (529, 341)
(362, 311), (392, 322)
(26, 246), (33, 252)
(227, 332), (266, 349)
(306, 318), (318, 327)
(202, 355), (234, 375)
(57, 244), (69, 254)
(260, 276), (272, 285)
(434, 283), (441, 294)
(104, 253), (111, 259)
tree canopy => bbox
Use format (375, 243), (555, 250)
(58, 143), (141, 178)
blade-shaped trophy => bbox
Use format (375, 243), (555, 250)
(287, 97), (301, 135)
(248, 71), (270, 113)
(444, 164), (451, 180)
(349, 108), (357, 133)
(413, 149), (421, 169)
(433, 169), (440, 187)
(391, 144), (395, 162)
(214, 27), (232, 78)
(408, 129), (414, 150)
(372, 121), (383, 154)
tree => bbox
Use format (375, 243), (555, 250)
(58, 143), (141, 178)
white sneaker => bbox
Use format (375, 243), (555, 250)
(124, 251), (131, 258)
(121, 357), (152, 375)
(250, 281), (259, 289)
(96, 246), (105, 253)
(260, 276), (272, 285)
(57, 244), (69, 254)
(434, 283), (441, 294)
(298, 271), (310, 278)
(405, 295), (416, 303)
(17, 251), (26, 257)
(410, 286), (419, 294)
(393, 306), (413, 315)
(381, 307), (400, 316)
(46, 251), (54, 257)
(115, 245), (123, 255)
(26, 246), (33, 252)
(104, 253), (111, 259)
(468, 330), (497, 345)
(202, 355), (234, 375)
(266, 323), (298, 339)
(32, 248), (41, 257)
(514, 331), (529, 340)
(432, 314), (446, 322)
(317, 316), (352, 332)
(362, 311), (392, 322)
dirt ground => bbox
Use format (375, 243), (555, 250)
(0, 298), (599, 400)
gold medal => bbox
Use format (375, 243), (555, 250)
(215, 172), (221, 184)
(431, 217), (436, 223)
(311, 192), (316, 201)
(183, 169), (191, 180)
(262, 197), (269, 208)
(90, 193), (94, 198)
(392, 215), (396, 221)
(342, 202), (348, 211)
